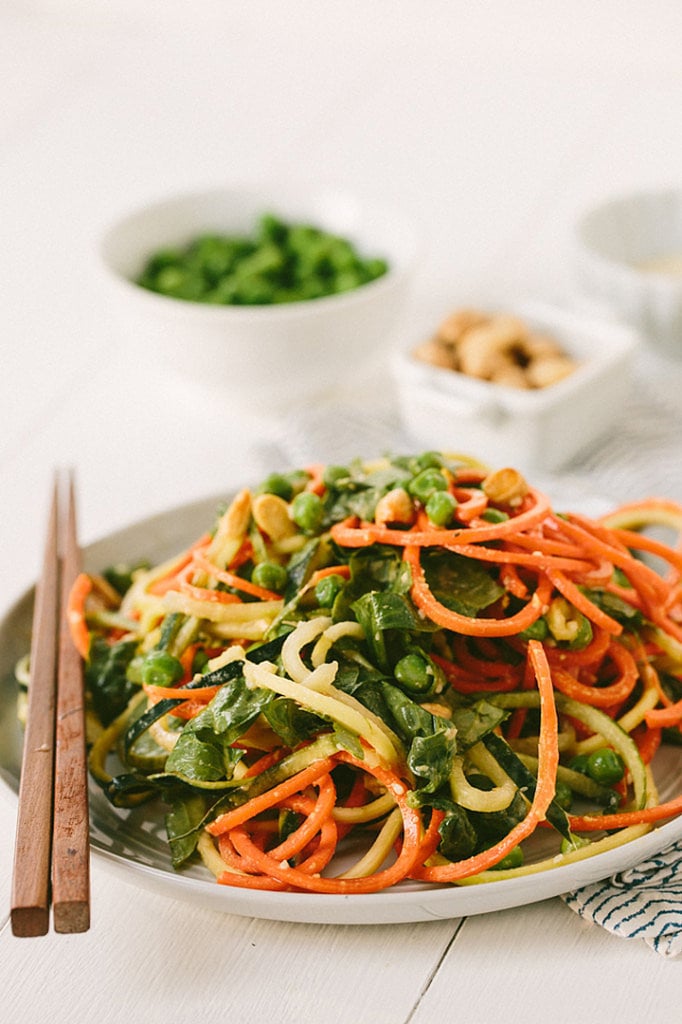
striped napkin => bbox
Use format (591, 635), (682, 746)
(278, 347), (682, 956)
(563, 840), (682, 957)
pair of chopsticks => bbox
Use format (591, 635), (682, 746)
(11, 470), (90, 936)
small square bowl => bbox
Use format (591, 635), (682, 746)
(575, 188), (682, 359)
(391, 300), (640, 474)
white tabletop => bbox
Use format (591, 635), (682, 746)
(3, 3), (682, 1020)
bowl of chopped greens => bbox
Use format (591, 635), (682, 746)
(100, 184), (417, 408)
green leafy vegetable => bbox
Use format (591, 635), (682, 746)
(421, 550), (505, 617)
(85, 637), (138, 725)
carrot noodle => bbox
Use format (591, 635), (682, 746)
(66, 572), (92, 658)
(544, 569), (623, 636)
(191, 549), (283, 601)
(67, 452), (682, 895)
(410, 641), (558, 881)
(405, 544), (552, 637)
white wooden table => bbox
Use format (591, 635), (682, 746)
(2, 4), (682, 1020)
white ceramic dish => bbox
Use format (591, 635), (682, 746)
(575, 188), (682, 359)
(2, 489), (682, 925)
(391, 300), (639, 475)
(99, 184), (417, 410)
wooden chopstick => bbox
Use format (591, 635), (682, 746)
(10, 470), (90, 936)
(10, 477), (60, 936)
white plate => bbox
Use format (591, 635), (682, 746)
(2, 493), (682, 925)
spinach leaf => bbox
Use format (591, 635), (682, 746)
(102, 559), (150, 597)
(164, 730), (243, 783)
(421, 549), (505, 617)
(436, 802), (478, 861)
(165, 674), (272, 782)
(468, 788), (528, 845)
(381, 683), (457, 795)
(85, 637), (138, 725)
(406, 790), (478, 861)
(324, 462), (413, 523)
(345, 545), (412, 600)
(268, 538), (325, 631)
(263, 697), (326, 747)
(352, 591), (430, 668)
(166, 790), (216, 867)
(582, 587), (644, 627)
(284, 538), (323, 601)
(447, 700), (509, 750)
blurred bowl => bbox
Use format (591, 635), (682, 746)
(100, 184), (417, 409)
(575, 188), (682, 358)
(392, 300), (640, 474)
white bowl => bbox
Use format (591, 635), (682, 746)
(100, 184), (417, 409)
(391, 300), (639, 474)
(575, 189), (682, 359)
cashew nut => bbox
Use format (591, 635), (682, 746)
(482, 467), (529, 507)
(436, 308), (488, 346)
(206, 488), (252, 567)
(252, 493), (297, 542)
(374, 487), (416, 527)
(488, 363), (530, 389)
(525, 354), (576, 388)
(412, 337), (458, 371)
(412, 306), (578, 390)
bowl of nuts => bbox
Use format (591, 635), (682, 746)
(391, 300), (640, 473)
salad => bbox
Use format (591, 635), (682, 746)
(58, 452), (682, 894)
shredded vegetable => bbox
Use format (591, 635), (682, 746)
(49, 451), (682, 893)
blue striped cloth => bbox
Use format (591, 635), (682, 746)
(563, 839), (682, 957)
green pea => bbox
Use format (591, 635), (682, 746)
(567, 753), (591, 776)
(315, 573), (346, 608)
(425, 490), (457, 527)
(153, 266), (189, 294)
(412, 451), (443, 472)
(137, 216), (389, 306)
(141, 650), (184, 688)
(322, 465), (350, 488)
(586, 748), (625, 785)
(233, 275), (274, 305)
(258, 213), (288, 245)
(234, 242), (284, 278)
(327, 240), (357, 272)
(192, 648), (210, 675)
(291, 491), (324, 534)
(206, 277), (239, 304)
(408, 468), (448, 503)
(363, 257), (388, 281)
(519, 617), (549, 641)
(566, 614), (593, 651)
(257, 473), (294, 501)
(285, 469), (311, 496)
(333, 270), (364, 294)
(492, 846), (524, 870)
(189, 235), (236, 280)
(481, 508), (509, 523)
(394, 653), (433, 694)
(252, 562), (288, 593)
(147, 248), (181, 273)
(560, 833), (591, 855)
